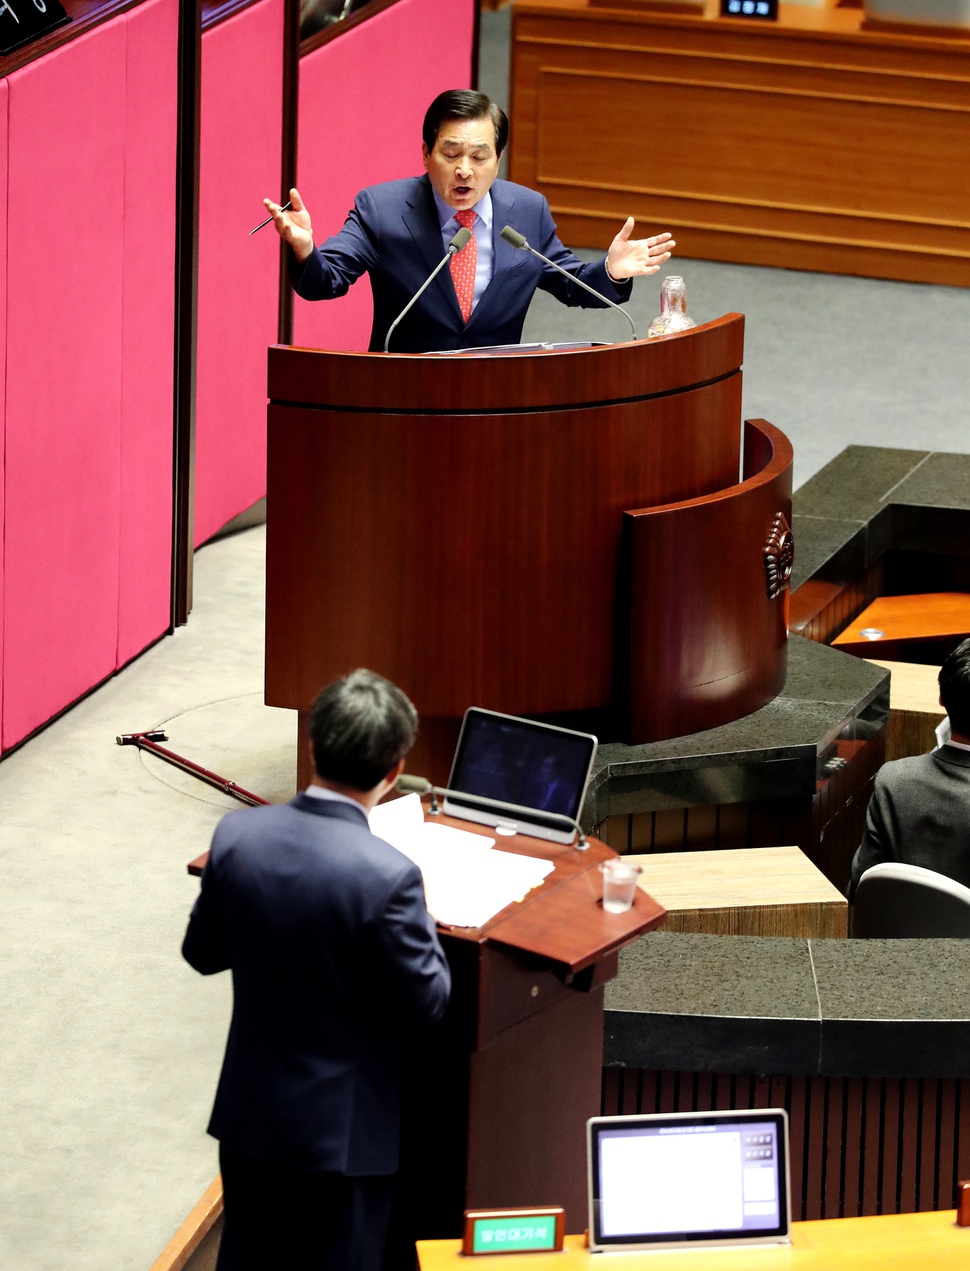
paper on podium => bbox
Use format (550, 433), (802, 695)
(370, 794), (555, 928)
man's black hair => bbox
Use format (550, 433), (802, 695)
(422, 90), (509, 157)
(939, 638), (970, 737)
(309, 668), (418, 791)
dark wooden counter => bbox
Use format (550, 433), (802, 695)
(509, 0), (970, 286)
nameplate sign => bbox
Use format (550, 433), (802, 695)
(720, 0), (778, 18)
(0, 0), (69, 56)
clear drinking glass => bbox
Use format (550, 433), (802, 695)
(599, 860), (643, 914)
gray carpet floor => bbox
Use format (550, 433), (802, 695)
(1, 11), (969, 1271)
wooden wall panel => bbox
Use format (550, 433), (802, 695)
(602, 1068), (970, 1222)
(596, 724), (883, 892)
(510, 1), (970, 286)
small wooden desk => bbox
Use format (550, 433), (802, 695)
(833, 593), (970, 659)
(418, 1210), (968, 1270)
(626, 845), (848, 938)
(866, 658), (945, 761)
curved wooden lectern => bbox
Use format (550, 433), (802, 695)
(265, 316), (793, 765)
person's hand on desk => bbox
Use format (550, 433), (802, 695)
(264, 186), (314, 263)
(605, 219), (675, 281)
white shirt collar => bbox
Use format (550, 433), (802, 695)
(432, 187), (493, 231)
(304, 784), (369, 821)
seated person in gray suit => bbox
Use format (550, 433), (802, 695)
(182, 669), (451, 1271)
(849, 639), (970, 900)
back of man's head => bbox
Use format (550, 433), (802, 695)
(939, 638), (970, 737)
(309, 669), (418, 791)
(422, 89), (509, 157)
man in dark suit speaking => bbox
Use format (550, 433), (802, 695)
(182, 669), (450, 1271)
(263, 89), (675, 352)
(849, 639), (970, 899)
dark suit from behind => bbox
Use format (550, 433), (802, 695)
(292, 174), (632, 352)
(848, 745), (970, 900)
(182, 793), (450, 1268)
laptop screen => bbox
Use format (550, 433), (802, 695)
(588, 1110), (790, 1252)
(445, 708), (597, 839)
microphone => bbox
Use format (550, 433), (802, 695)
(395, 773), (589, 850)
(383, 227), (473, 353)
(500, 225), (637, 342)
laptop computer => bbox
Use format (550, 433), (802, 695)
(443, 707), (597, 845)
(587, 1109), (791, 1253)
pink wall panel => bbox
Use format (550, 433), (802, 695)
(195, 0), (284, 547)
(293, 0), (476, 352)
(0, 80), (7, 746)
(2, 28), (127, 751)
(118, 0), (179, 663)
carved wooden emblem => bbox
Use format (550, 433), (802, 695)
(764, 513), (794, 600)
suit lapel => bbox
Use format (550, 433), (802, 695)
(403, 175), (463, 322)
(466, 182), (520, 337)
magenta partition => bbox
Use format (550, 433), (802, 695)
(0, 79), (7, 743)
(0, 0), (178, 754)
(119, 0), (179, 663)
(194, 0), (285, 548)
(3, 28), (127, 751)
(293, 0), (477, 352)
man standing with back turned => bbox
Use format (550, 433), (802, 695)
(182, 669), (451, 1271)
(264, 89), (675, 352)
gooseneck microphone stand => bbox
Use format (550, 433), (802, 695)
(499, 224), (638, 342)
(383, 226), (473, 352)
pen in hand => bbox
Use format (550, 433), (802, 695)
(250, 200), (292, 236)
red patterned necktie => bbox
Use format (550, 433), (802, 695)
(450, 209), (478, 323)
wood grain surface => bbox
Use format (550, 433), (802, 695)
(189, 808), (668, 972)
(866, 659), (944, 715)
(149, 1175), (223, 1271)
(0, 0), (141, 77)
(865, 658), (945, 761)
(265, 323), (744, 719)
(509, 0), (970, 285)
(627, 845), (848, 938)
(267, 314), (745, 412)
(419, 1211), (970, 1269)
(624, 417), (792, 742)
(834, 593), (970, 655)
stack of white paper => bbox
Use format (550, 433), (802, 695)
(370, 794), (554, 928)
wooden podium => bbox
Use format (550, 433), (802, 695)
(390, 813), (665, 1247)
(265, 320), (793, 777)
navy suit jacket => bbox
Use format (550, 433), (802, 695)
(182, 794), (450, 1174)
(292, 174), (633, 352)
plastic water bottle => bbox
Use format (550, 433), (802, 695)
(647, 275), (697, 338)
